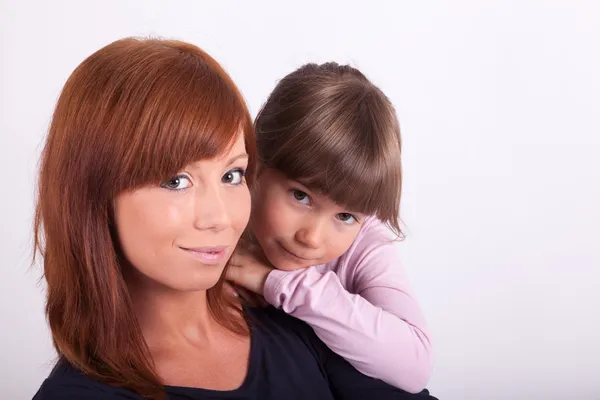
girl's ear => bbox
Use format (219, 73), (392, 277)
(255, 162), (266, 177)
(251, 163), (266, 193)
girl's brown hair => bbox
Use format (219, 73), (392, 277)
(254, 62), (403, 237)
(34, 38), (256, 399)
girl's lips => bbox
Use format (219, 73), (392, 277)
(277, 242), (315, 262)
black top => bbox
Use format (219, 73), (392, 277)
(34, 306), (438, 399)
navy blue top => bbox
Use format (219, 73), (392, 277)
(34, 306), (437, 399)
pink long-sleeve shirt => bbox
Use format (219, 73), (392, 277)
(263, 217), (433, 393)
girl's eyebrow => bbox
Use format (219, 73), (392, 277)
(288, 179), (313, 194)
(289, 179), (335, 206)
(290, 179), (366, 216)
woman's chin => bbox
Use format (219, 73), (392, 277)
(149, 268), (225, 293)
(170, 275), (224, 292)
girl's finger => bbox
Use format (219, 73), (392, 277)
(225, 263), (242, 283)
(235, 286), (262, 307)
(223, 281), (239, 298)
(230, 252), (251, 267)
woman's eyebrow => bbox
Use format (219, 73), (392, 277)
(188, 153), (248, 171)
(225, 153), (248, 166)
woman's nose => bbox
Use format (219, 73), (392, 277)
(193, 188), (231, 232)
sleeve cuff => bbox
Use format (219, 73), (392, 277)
(263, 269), (290, 307)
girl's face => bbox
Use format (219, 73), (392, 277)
(251, 168), (364, 271)
(113, 134), (251, 291)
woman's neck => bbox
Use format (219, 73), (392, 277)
(126, 274), (252, 390)
(127, 273), (222, 349)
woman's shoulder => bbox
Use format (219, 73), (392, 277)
(248, 305), (316, 339)
(34, 361), (140, 399)
(247, 306), (328, 358)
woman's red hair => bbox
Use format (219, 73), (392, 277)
(33, 38), (256, 399)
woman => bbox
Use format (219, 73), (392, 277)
(33, 37), (438, 399)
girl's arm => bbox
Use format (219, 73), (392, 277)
(295, 307), (438, 400)
(263, 238), (433, 393)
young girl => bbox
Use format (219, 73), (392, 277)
(227, 62), (433, 393)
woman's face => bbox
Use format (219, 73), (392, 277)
(114, 134), (251, 292)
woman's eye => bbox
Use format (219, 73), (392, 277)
(222, 168), (246, 185)
(292, 189), (310, 205)
(160, 175), (191, 191)
(336, 213), (357, 224)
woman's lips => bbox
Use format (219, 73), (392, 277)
(181, 246), (229, 265)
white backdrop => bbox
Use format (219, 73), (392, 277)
(1, 1), (599, 399)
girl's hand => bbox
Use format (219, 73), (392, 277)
(226, 247), (274, 296)
(233, 284), (270, 308)
(222, 280), (268, 308)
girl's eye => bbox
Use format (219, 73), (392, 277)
(161, 175), (192, 191)
(222, 168), (246, 185)
(336, 213), (357, 225)
(292, 189), (310, 205)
